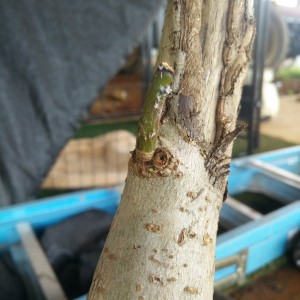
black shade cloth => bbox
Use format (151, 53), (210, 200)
(0, 0), (163, 205)
(40, 209), (113, 299)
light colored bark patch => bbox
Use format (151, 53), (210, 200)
(148, 255), (169, 268)
(184, 286), (199, 294)
(203, 233), (213, 246)
(177, 228), (188, 246)
(145, 223), (161, 233)
(167, 277), (177, 283)
(136, 283), (143, 292)
(148, 275), (164, 285)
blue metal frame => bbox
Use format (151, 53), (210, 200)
(0, 189), (120, 246)
(228, 146), (300, 197)
(1, 146), (300, 299)
(216, 201), (300, 281)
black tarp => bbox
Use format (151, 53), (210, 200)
(0, 0), (163, 206)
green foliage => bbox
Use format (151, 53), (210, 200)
(74, 121), (138, 139)
(232, 134), (296, 158)
(276, 67), (300, 80)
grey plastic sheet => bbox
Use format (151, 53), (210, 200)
(0, 0), (163, 205)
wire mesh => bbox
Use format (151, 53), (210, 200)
(42, 130), (136, 189)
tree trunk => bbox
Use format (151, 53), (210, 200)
(88, 1), (255, 299)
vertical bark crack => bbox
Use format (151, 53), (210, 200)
(214, 1), (255, 144)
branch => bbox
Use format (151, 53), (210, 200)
(135, 63), (174, 162)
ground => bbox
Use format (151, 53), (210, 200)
(228, 263), (300, 300)
(260, 94), (300, 144)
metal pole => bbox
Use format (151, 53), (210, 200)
(247, 0), (269, 154)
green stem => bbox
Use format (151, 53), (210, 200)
(136, 63), (174, 161)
